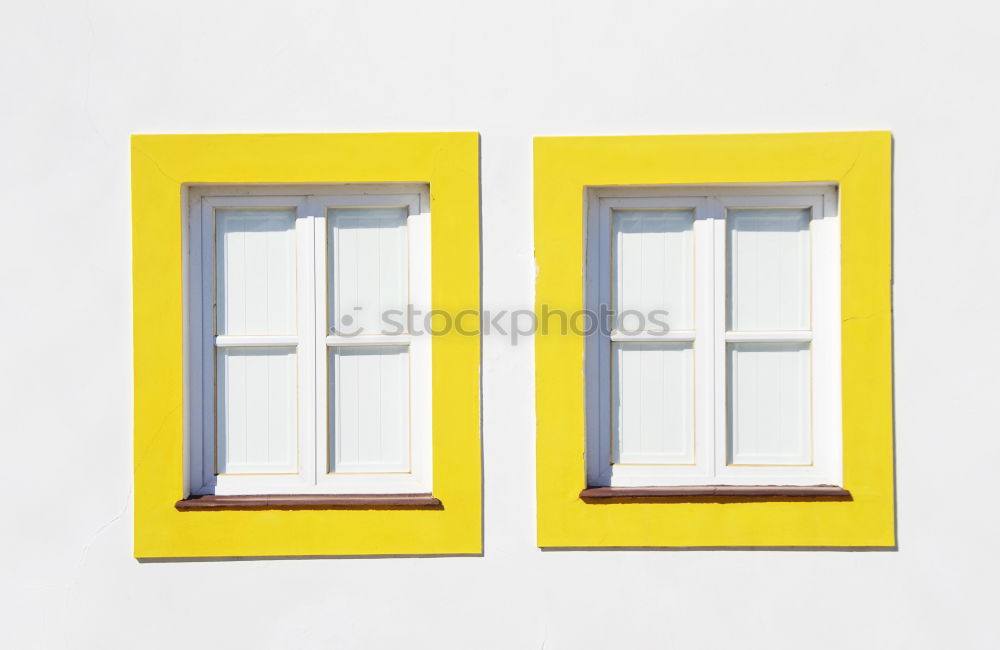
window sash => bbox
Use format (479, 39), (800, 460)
(585, 186), (841, 488)
(312, 192), (432, 494)
(589, 196), (714, 487)
(187, 186), (432, 496)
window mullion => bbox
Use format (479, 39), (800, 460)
(307, 195), (327, 488)
(709, 197), (728, 479)
(293, 196), (318, 488)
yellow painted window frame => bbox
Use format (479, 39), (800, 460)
(534, 131), (894, 548)
(132, 132), (481, 558)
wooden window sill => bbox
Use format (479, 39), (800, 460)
(175, 493), (442, 511)
(580, 486), (851, 498)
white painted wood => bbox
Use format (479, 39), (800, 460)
(330, 346), (410, 472)
(714, 192), (840, 486)
(610, 331), (696, 342)
(586, 185), (841, 487)
(612, 342), (694, 464)
(727, 207), (811, 331)
(191, 195), (318, 495)
(215, 208), (297, 336)
(812, 189), (844, 487)
(186, 185), (431, 496)
(295, 209), (319, 490)
(613, 209), (694, 331)
(587, 194), (714, 487)
(727, 342), (811, 465)
(216, 347), (298, 474)
(215, 335), (299, 347)
(328, 206), (408, 336)
(313, 189), (432, 494)
(326, 334), (413, 346)
(401, 190), (434, 494)
(712, 196), (728, 484)
(724, 331), (813, 343)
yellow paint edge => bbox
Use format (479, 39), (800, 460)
(132, 133), (482, 557)
(534, 131), (894, 548)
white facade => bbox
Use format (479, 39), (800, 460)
(2, 0), (999, 647)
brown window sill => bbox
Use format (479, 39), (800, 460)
(175, 493), (442, 511)
(580, 485), (851, 498)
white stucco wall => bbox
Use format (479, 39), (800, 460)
(2, 1), (999, 647)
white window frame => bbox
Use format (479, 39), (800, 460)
(185, 184), (432, 496)
(585, 184), (842, 488)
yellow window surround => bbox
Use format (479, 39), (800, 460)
(132, 132), (481, 558)
(534, 131), (894, 548)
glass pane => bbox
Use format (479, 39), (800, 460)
(613, 209), (694, 332)
(217, 347), (297, 474)
(727, 343), (811, 465)
(612, 342), (694, 464)
(330, 346), (409, 472)
(329, 207), (408, 336)
(728, 208), (810, 331)
(215, 208), (296, 335)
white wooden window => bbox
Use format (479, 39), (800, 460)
(187, 185), (432, 496)
(585, 185), (841, 487)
